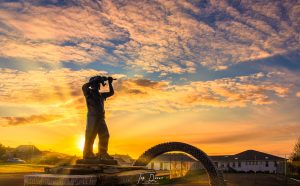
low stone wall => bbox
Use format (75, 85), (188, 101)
(24, 174), (97, 186)
(24, 170), (156, 186)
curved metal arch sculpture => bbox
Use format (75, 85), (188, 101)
(134, 142), (226, 186)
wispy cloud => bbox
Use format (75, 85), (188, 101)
(0, 0), (299, 73)
(191, 122), (300, 145)
(108, 71), (291, 115)
(0, 68), (291, 117)
(0, 114), (63, 126)
(0, 68), (107, 104)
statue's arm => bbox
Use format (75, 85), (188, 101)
(107, 81), (115, 97)
(102, 78), (114, 99)
(82, 82), (90, 96)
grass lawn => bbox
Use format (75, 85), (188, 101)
(159, 171), (300, 186)
(0, 163), (51, 173)
(0, 167), (299, 186)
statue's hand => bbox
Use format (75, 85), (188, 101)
(96, 76), (103, 82)
(97, 76), (107, 86)
(89, 76), (102, 84)
(108, 77), (114, 84)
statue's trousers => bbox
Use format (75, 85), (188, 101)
(83, 114), (109, 157)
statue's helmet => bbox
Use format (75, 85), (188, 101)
(89, 76), (99, 83)
(89, 76), (101, 89)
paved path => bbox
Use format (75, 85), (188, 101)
(165, 173), (300, 186)
(1, 173), (300, 186)
(0, 173), (24, 186)
(224, 173), (300, 186)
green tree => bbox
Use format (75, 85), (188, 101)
(0, 144), (6, 160)
(291, 137), (300, 161)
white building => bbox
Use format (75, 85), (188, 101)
(146, 153), (201, 178)
(146, 150), (286, 176)
(210, 150), (286, 174)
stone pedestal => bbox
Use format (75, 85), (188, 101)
(24, 174), (97, 186)
(25, 170), (156, 186)
(76, 158), (118, 165)
(24, 158), (157, 186)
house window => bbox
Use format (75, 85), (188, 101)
(238, 162), (241, 167)
(274, 161), (278, 167)
(214, 162), (218, 167)
(233, 162), (235, 167)
(160, 162), (163, 170)
(265, 161), (269, 167)
(183, 162), (187, 170)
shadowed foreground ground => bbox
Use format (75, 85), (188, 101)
(0, 173), (24, 186)
(224, 173), (300, 186)
(163, 173), (300, 186)
(0, 173), (300, 186)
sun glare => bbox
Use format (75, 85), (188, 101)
(77, 135), (97, 153)
(78, 135), (85, 151)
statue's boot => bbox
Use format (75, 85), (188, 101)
(83, 153), (96, 159)
(98, 152), (114, 160)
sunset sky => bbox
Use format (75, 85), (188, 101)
(0, 0), (300, 158)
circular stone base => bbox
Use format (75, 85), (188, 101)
(76, 159), (118, 165)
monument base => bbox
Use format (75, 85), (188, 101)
(25, 159), (157, 186)
(76, 158), (118, 165)
(25, 170), (156, 186)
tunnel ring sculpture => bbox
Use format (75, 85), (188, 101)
(134, 142), (226, 186)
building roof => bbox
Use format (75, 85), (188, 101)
(152, 153), (196, 162)
(15, 145), (41, 153)
(210, 155), (233, 161)
(210, 150), (285, 162)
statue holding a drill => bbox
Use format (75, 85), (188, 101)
(82, 76), (116, 160)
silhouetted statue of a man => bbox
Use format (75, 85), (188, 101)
(82, 76), (114, 160)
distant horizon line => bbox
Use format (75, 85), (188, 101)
(2, 143), (290, 158)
